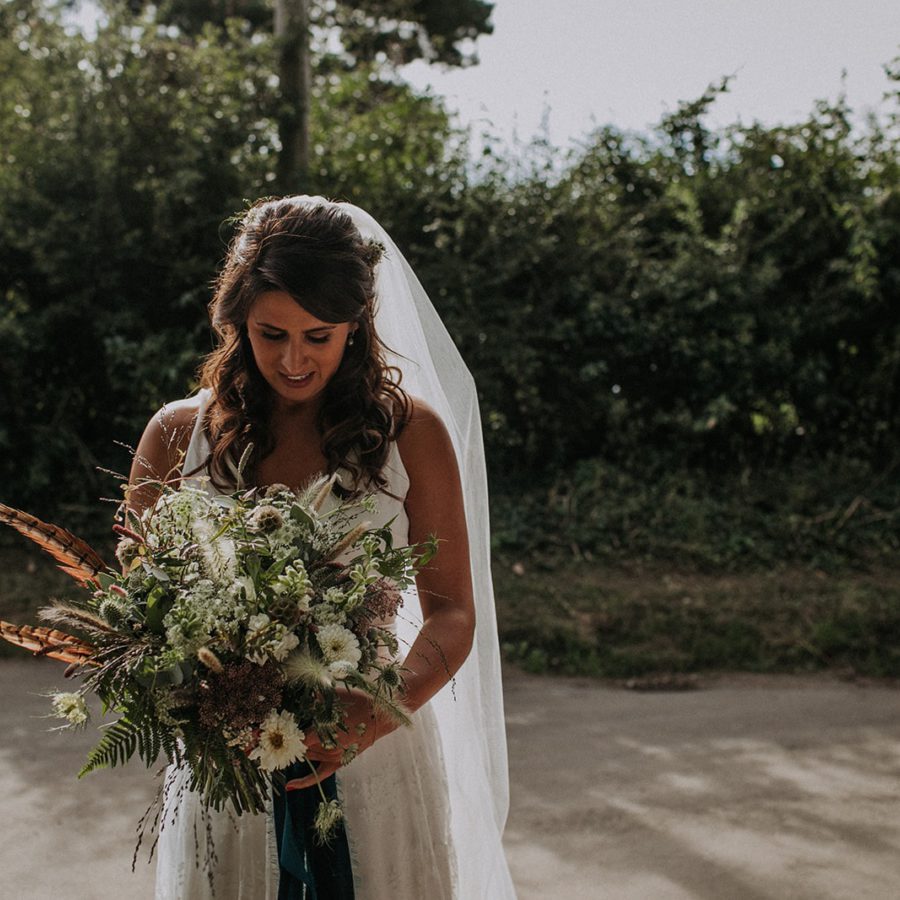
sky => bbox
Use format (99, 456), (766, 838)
(401, 0), (900, 146)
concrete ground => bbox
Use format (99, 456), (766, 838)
(1, 660), (899, 899)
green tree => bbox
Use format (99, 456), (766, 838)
(0, 0), (461, 520)
(117, 0), (494, 187)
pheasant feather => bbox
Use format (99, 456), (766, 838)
(0, 502), (110, 586)
(0, 621), (97, 665)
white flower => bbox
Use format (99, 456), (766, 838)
(327, 659), (357, 680)
(146, 487), (211, 542)
(314, 798), (345, 841)
(50, 691), (89, 727)
(271, 631), (300, 662)
(114, 537), (141, 567)
(249, 709), (307, 772)
(246, 614), (300, 664)
(232, 575), (257, 605)
(316, 624), (362, 668)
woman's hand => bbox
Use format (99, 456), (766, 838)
(285, 687), (398, 791)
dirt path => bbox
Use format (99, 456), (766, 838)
(1, 660), (899, 899)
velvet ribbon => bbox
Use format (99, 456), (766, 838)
(273, 763), (355, 900)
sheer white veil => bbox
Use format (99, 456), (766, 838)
(284, 195), (512, 894)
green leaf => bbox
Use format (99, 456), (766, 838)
(290, 504), (315, 528)
(144, 585), (173, 633)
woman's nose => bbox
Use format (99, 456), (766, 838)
(282, 340), (308, 372)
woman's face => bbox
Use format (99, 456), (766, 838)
(246, 290), (357, 410)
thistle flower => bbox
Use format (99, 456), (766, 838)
(98, 597), (127, 627)
(377, 663), (403, 690)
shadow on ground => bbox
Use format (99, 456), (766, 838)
(2, 661), (900, 899)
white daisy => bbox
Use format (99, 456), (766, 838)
(249, 709), (307, 772)
(316, 624), (362, 668)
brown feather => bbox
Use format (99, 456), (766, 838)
(0, 503), (110, 586)
(0, 621), (98, 665)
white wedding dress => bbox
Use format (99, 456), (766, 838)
(155, 388), (459, 899)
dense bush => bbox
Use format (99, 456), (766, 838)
(414, 85), (900, 480)
(1, 3), (898, 547)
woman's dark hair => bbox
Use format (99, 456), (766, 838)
(196, 196), (410, 492)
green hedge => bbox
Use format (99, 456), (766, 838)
(1, 7), (898, 525)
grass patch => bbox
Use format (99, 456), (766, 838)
(490, 456), (900, 677)
(491, 456), (900, 573)
(494, 561), (900, 678)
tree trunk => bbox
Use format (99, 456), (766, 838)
(275, 0), (311, 191)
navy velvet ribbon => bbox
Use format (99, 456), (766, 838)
(273, 763), (355, 900)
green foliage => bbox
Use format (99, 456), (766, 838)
(495, 564), (900, 678)
(124, 0), (495, 67)
(413, 80), (900, 478)
(78, 706), (163, 775)
(0, 2), (279, 517)
(320, 0), (494, 67)
(1, 2), (899, 586)
(493, 454), (900, 572)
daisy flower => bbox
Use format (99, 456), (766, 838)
(316, 624), (362, 670)
(249, 709), (307, 772)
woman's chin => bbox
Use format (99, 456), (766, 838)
(267, 374), (322, 407)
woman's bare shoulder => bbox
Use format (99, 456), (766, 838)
(132, 394), (205, 483)
(395, 396), (454, 471)
(155, 394), (205, 434)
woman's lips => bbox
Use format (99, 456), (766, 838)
(279, 371), (314, 389)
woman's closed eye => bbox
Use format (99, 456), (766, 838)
(261, 331), (331, 344)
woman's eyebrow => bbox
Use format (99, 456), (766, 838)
(255, 320), (336, 334)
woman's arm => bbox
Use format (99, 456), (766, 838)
(287, 398), (475, 789)
(126, 398), (201, 519)
(393, 398), (476, 712)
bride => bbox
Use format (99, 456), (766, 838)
(127, 196), (516, 898)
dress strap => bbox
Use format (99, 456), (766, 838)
(183, 388), (213, 482)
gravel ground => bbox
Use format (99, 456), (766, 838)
(2, 660), (899, 899)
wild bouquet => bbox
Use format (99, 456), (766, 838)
(0, 471), (435, 841)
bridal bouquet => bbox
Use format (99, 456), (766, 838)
(0, 472), (434, 839)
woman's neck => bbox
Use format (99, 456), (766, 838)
(270, 396), (321, 434)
